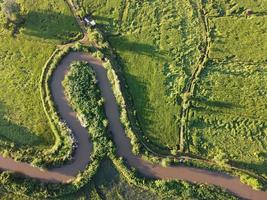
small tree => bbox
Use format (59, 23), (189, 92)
(1, 0), (21, 24)
(213, 149), (229, 166)
(161, 157), (172, 167)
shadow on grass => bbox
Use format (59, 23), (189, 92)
(230, 154), (267, 176)
(22, 10), (80, 42)
(110, 35), (168, 61)
(0, 102), (44, 146)
(94, 15), (115, 25)
(114, 54), (172, 154)
(92, 158), (158, 199)
(121, 70), (155, 129)
(192, 96), (241, 109)
(93, 159), (119, 186)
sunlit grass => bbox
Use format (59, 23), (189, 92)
(0, 0), (80, 146)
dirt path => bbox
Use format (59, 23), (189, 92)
(179, 4), (210, 152)
(0, 52), (266, 199)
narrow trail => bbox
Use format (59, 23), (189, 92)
(179, 4), (210, 152)
(0, 52), (266, 199)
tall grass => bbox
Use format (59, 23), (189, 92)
(0, 0), (80, 159)
(188, 0), (267, 177)
(81, 0), (204, 153)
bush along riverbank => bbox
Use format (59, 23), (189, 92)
(86, 26), (267, 191)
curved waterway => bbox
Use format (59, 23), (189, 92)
(0, 52), (266, 200)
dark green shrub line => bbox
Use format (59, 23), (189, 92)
(179, 0), (211, 153)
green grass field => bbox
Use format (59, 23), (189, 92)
(81, 0), (204, 152)
(189, 61), (267, 176)
(188, 1), (267, 177)
(209, 16), (267, 62)
(204, 0), (267, 16)
(81, 0), (267, 177)
(0, 0), (80, 148)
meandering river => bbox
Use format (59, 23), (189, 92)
(0, 52), (266, 200)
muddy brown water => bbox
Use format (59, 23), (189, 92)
(0, 52), (266, 200)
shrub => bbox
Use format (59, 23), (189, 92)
(161, 157), (172, 167)
(240, 174), (262, 190)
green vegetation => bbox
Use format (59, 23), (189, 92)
(0, 0), (266, 198)
(63, 61), (109, 146)
(1, 0), (21, 27)
(0, 158), (239, 200)
(209, 16), (267, 62)
(203, 0), (267, 16)
(189, 60), (267, 177)
(240, 174), (262, 191)
(0, 0), (80, 163)
(83, 158), (239, 200)
(89, 159), (160, 200)
(0, 48), (238, 199)
(187, 0), (267, 179)
(78, 0), (267, 187)
(81, 0), (206, 153)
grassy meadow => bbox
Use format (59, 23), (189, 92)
(82, 0), (204, 152)
(209, 16), (267, 62)
(188, 1), (267, 177)
(189, 61), (267, 177)
(0, 0), (80, 148)
(81, 0), (267, 177)
(204, 0), (267, 16)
